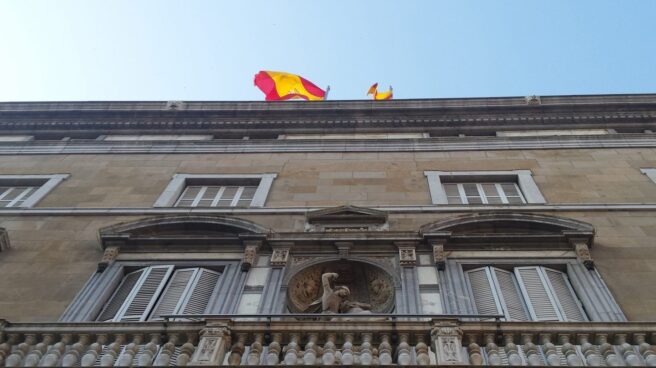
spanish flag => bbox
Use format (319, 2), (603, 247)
(367, 83), (393, 100)
(254, 71), (327, 101)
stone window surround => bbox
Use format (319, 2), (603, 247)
(0, 174), (69, 208)
(641, 168), (656, 183)
(60, 259), (243, 322)
(423, 170), (546, 205)
(153, 173), (277, 208)
(442, 258), (626, 322)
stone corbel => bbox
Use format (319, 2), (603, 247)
(241, 242), (260, 272)
(565, 232), (595, 270)
(97, 246), (120, 272)
(0, 228), (9, 252)
(429, 239), (447, 271)
(191, 326), (231, 366)
(334, 241), (353, 259)
(395, 241), (417, 267)
(431, 321), (464, 365)
(270, 247), (290, 268)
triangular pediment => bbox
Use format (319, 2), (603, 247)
(306, 205), (388, 225)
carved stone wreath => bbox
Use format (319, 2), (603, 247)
(287, 260), (395, 313)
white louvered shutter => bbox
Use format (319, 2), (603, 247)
(150, 268), (197, 320)
(492, 268), (529, 321)
(466, 267), (502, 318)
(514, 266), (563, 321)
(114, 265), (174, 321)
(542, 268), (587, 322)
(150, 268), (221, 320)
(97, 268), (145, 321)
(180, 268), (221, 315)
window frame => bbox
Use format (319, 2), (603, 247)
(423, 170), (546, 205)
(0, 174), (69, 208)
(153, 173), (277, 208)
(442, 258), (625, 322)
(61, 259), (243, 322)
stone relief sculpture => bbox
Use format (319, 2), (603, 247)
(316, 272), (372, 314)
(287, 260), (395, 314)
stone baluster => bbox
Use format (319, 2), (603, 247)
(0, 333), (18, 366)
(359, 333), (373, 366)
(227, 333), (246, 365)
(636, 334), (656, 366)
(302, 333), (319, 365)
(5, 333), (36, 367)
(599, 334), (623, 366)
(415, 334), (430, 366)
(100, 334), (125, 367)
(41, 334), (71, 367)
(116, 334), (143, 367)
(504, 334), (522, 366)
(484, 334), (502, 366)
(266, 333), (282, 365)
(62, 334), (90, 367)
(395, 333), (411, 366)
(24, 333), (54, 366)
(283, 333), (301, 365)
(466, 334), (484, 366)
(81, 334), (107, 367)
(137, 334), (160, 366)
(540, 334), (560, 367)
(154, 333), (178, 366)
(617, 334), (642, 366)
(341, 333), (355, 365)
(378, 334), (393, 365)
(520, 334), (540, 366)
(579, 334), (602, 366)
(247, 333), (264, 365)
(177, 342), (196, 366)
(322, 333), (337, 365)
(560, 334), (583, 367)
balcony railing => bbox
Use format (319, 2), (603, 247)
(1, 315), (655, 366)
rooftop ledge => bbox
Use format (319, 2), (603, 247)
(1, 93), (656, 113)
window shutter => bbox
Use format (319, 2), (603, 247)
(97, 268), (144, 322)
(116, 265), (174, 322)
(514, 266), (562, 321)
(150, 268), (197, 320)
(492, 268), (529, 321)
(180, 268), (221, 315)
(542, 268), (587, 322)
(466, 267), (502, 318)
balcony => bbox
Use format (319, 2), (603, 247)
(1, 315), (655, 366)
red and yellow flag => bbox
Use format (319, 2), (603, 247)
(254, 71), (327, 101)
(367, 83), (393, 100)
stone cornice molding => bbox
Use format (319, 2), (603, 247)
(0, 133), (655, 154)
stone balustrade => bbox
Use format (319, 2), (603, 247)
(1, 318), (655, 366)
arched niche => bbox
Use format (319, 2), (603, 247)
(286, 259), (396, 314)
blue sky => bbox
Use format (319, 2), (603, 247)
(1, 0), (655, 101)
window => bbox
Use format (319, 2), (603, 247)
(175, 185), (257, 207)
(466, 266), (587, 322)
(278, 132), (429, 139)
(97, 265), (221, 322)
(102, 135), (213, 141)
(0, 174), (69, 208)
(424, 170), (546, 205)
(154, 173), (277, 208)
(443, 183), (525, 204)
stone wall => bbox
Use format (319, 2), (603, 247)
(0, 147), (655, 322)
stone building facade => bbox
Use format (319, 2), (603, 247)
(0, 95), (655, 366)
